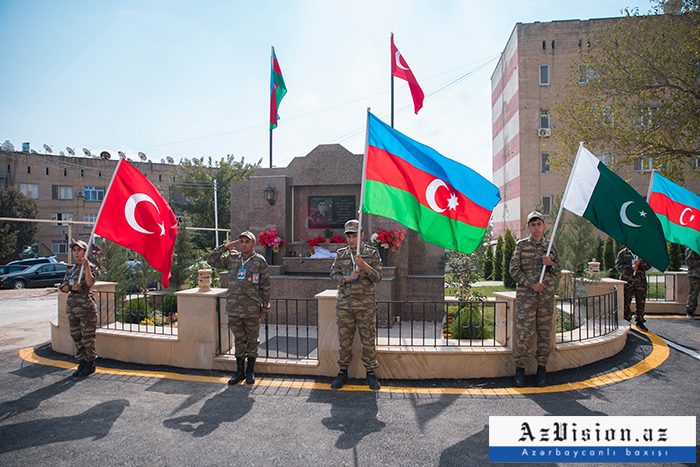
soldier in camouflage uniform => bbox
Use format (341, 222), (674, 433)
(59, 240), (100, 377)
(208, 231), (270, 385)
(329, 219), (383, 390)
(615, 246), (651, 332)
(509, 211), (561, 387)
(685, 248), (700, 319)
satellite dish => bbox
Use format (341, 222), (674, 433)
(82, 148), (91, 157)
(59, 151), (65, 156)
(43, 144), (52, 154)
(127, 158), (133, 162)
(66, 147), (75, 156)
(118, 151), (126, 159)
(30, 149), (38, 154)
(166, 156), (174, 164)
(100, 151), (111, 160)
(160, 158), (165, 164)
(138, 152), (147, 161)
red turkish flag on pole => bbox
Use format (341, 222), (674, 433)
(94, 160), (178, 288)
(391, 33), (424, 114)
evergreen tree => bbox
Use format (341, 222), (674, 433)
(99, 240), (131, 293)
(483, 245), (494, 280)
(0, 187), (40, 263)
(494, 235), (504, 281)
(169, 219), (199, 290)
(668, 242), (683, 271)
(603, 236), (616, 273)
(503, 228), (517, 288)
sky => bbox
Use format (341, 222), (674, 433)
(0, 0), (651, 181)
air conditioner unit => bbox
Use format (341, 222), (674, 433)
(77, 191), (84, 197)
(538, 128), (551, 137)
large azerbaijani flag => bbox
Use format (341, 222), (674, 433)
(648, 172), (700, 255)
(560, 144), (669, 271)
(362, 112), (501, 254)
(269, 46), (287, 130)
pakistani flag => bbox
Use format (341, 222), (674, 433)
(561, 145), (669, 271)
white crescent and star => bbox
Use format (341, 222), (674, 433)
(680, 207), (695, 226)
(395, 51), (409, 71)
(125, 193), (165, 236)
(425, 179), (459, 213)
(620, 201), (642, 228)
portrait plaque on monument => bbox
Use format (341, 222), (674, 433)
(307, 196), (356, 229)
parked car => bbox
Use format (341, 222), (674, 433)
(0, 264), (30, 276)
(8, 256), (58, 267)
(0, 263), (68, 289)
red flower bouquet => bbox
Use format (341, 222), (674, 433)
(258, 228), (285, 253)
(370, 227), (406, 252)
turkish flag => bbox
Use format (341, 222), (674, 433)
(95, 160), (177, 288)
(391, 34), (424, 114)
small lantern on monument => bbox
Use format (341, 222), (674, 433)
(198, 267), (212, 292)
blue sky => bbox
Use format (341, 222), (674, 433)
(0, 1), (649, 180)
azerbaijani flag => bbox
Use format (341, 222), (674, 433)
(648, 172), (700, 255)
(269, 46), (287, 130)
(560, 144), (669, 271)
(362, 112), (501, 254)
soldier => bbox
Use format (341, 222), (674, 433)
(208, 231), (270, 385)
(509, 211), (560, 387)
(329, 219), (383, 390)
(616, 246), (651, 332)
(59, 240), (100, 377)
(684, 248), (700, 319)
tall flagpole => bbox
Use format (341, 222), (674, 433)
(390, 33), (394, 128)
(357, 108), (371, 256)
(79, 158), (124, 282)
(538, 142), (584, 283)
(269, 46), (274, 168)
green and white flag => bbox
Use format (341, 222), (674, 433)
(560, 144), (669, 271)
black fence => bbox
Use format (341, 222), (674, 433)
(94, 290), (177, 335)
(555, 288), (618, 343)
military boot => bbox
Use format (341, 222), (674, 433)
(331, 369), (349, 389)
(536, 365), (547, 387)
(228, 357), (245, 385)
(77, 360), (96, 377)
(245, 357), (256, 385)
(514, 367), (525, 387)
(366, 371), (381, 391)
(72, 360), (86, 377)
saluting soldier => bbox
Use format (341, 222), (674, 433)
(59, 240), (100, 377)
(685, 248), (700, 319)
(208, 231), (270, 385)
(616, 246), (651, 332)
(509, 211), (561, 387)
(329, 219), (383, 390)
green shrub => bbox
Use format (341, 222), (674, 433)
(447, 304), (495, 340)
(160, 295), (178, 316)
(118, 297), (153, 324)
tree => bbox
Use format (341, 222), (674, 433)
(551, 2), (700, 184)
(557, 213), (598, 275)
(502, 228), (517, 288)
(0, 187), (40, 263)
(483, 245), (494, 281)
(603, 236), (616, 273)
(170, 154), (259, 249)
(668, 242), (684, 271)
(169, 219), (199, 290)
(494, 236), (504, 281)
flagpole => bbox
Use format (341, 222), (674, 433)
(79, 158), (124, 282)
(390, 33), (394, 128)
(538, 142), (584, 283)
(269, 46), (274, 169)
(647, 169), (657, 201)
(357, 108), (371, 256)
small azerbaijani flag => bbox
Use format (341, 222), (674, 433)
(269, 46), (287, 130)
(648, 172), (700, 255)
(362, 112), (501, 254)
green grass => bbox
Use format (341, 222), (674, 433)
(445, 284), (515, 298)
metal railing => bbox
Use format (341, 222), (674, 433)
(376, 300), (510, 348)
(217, 298), (318, 360)
(555, 288), (618, 343)
(646, 273), (672, 301)
(94, 290), (178, 335)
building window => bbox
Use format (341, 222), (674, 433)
(540, 110), (550, 129)
(84, 186), (105, 202)
(551, 40), (555, 49)
(600, 153), (614, 165)
(45, 167), (49, 175)
(52, 241), (68, 255)
(542, 40), (546, 50)
(84, 213), (97, 228)
(27, 166), (31, 174)
(539, 65), (550, 85)
(541, 154), (551, 173)
(634, 157), (653, 173)
(52, 213), (74, 226)
(52, 185), (73, 200)
(541, 196), (553, 215)
(16, 183), (39, 199)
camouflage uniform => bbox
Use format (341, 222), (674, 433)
(208, 245), (270, 359)
(60, 262), (100, 362)
(685, 248), (700, 316)
(330, 242), (382, 371)
(615, 247), (651, 324)
(509, 235), (561, 368)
